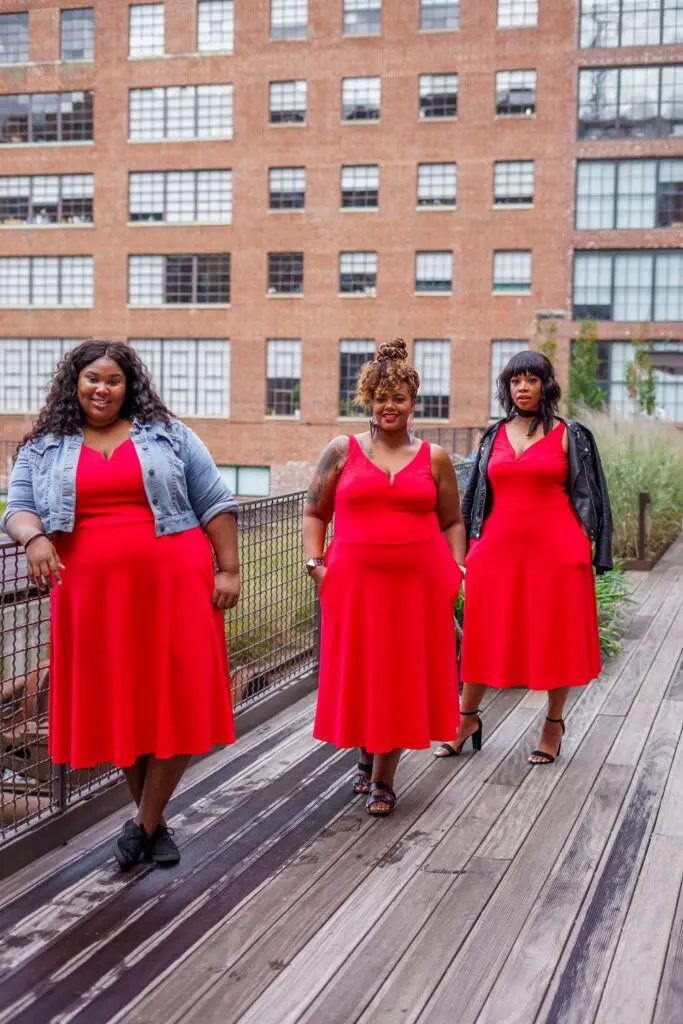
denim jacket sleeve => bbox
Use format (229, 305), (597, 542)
(2, 446), (39, 532)
(177, 423), (239, 527)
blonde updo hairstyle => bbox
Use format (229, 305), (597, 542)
(355, 339), (421, 409)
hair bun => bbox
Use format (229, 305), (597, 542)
(377, 339), (408, 363)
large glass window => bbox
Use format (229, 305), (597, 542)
(490, 340), (529, 417)
(576, 158), (683, 228)
(580, 0), (683, 48)
(267, 252), (304, 295)
(419, 74), (458, 118)
(578, 65), (683, 138)
(497, 0), (538, 28)
(416, 251), (453, 293)
(340, 252), (377, 294)
(573, 250), (683, 320)
(0, 12), (29, 63)
(496, 70), (537, 116)
(217, 465), (270, 497)
(494, 161), (535, 204)
(129, 85), (233, 140)
(128, 254), (231, 305)
(269, 167), (305, 209)
(129, 170), (232, 223)
(339, 339), (375, 415)
(0, 337), (85, 412)
(341, 165), (379, 208)
(269, 80), (307, 123)
(0, 257), (92, 307)
(61, 9), (94, 60)
(342, 77), (381, 121)
(132, 338), (230, 417)
(420, 0), (460, 30)
(493, 250), (532, 292)
(267, 339), (301, 416)
(413, 340), (451, 419)
(344, 0), (381, 35)
(129, 3), (164, 57)
(0, 174), (93, 225)
(417, 163), (457, 207)
(587, 339), (683, 421)
(271, 0), (307, 39)
(197, 0), (233, 53)
(0, 91), (93, 144)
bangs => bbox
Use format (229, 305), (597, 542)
(501, 350), (552, 382)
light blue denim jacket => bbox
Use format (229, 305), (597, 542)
(2, 418), (238, 537)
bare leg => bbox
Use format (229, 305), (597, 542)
(528, 687), (570, 764)
(122, 754), (148, 806)
(369, 748), (402, 812)
(434, 682), (487, 757)
(135, 754), (191, 836)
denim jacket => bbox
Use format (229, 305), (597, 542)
(2, 418), (238, 538)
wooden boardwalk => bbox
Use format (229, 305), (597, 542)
(0, 540), (682, 1023)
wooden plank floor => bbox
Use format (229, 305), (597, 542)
(0, 541), (681, 1024)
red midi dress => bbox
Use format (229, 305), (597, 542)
(49, 439), (234, 769)
(460, 423), (601, 691)
(313, 436), (461, 752)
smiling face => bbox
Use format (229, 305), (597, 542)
(77, 356), (127, 428)
(510, 371), (542, 414)
(372, 381), (415, 433)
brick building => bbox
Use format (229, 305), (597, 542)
(0, 0), (681, 496)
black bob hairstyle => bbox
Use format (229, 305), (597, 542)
(496, 350), (561, 437)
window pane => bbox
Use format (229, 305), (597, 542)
(573, 253), (613, 319)
(0, 258), (30, 305)
(416, 251), (453, 292)
(32, 93), (60, 143)
(342, 77), (381, 121)
(419, 74), (458, 118)
(576, 160), (616, 228)
(661, 65), (683, 136)
(664, 0), (683, 43)
(494, 161), (535, 204)
(0, 175), (30, 223)
(269, 167), (305, 209)
(657, 158), (683, 226)
(235, 467), (270, 497)
(578, 68), (619, 137)
(197, 170), (232, 222)
(344, 0), (381, 36)
(414, 340), (451, 419)
(420, 0), (460, 30)
(0, 94), (29, 143)
(497, 0), (539, 28)
(129, 255), (165, 304)
(417, 163), (457, 206)
(616, 159), (657, 228)
(60, 256), (92, 306)
(496, 70), (536, 116)
(619, 66), (660, 136)
(196, 253), (230, 303)
(0, 338), (29, 411)
(340, 251), (377, 293)
(129, 171), (165, 221)
(339, 339), (375, 415)
(269, 80), (307, 123)
(0, 12), (29, 63)
(268, 252), (304, 294)
(197, 84), (233, 139)
(613, 252), (653, 320)
(132, 338), (230, 417)
(654, 253), (683, 321)
(130, 3), (164, 57)
(493, 250), (532, 292)
(167, 86), (197, 140)
(198, 0), (234, 53)
(166, 171), (196, 223)
(271, 0), (308, 39)
(580, 0), (620, 47)
(341, 165), (379, 208)
(129, 88), (165, 140)
(620, 0), (662, 46)
(267, 339), (301, 416)
(60, 91), (93, 142)
(61, 8), (94, 60)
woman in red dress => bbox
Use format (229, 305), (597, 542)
(303, 341), (465, 816)
(435, 351), (611, 765)
(3, 341), (240, 869)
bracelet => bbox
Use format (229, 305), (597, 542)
(24, 532), (47, 552)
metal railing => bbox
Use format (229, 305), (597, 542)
(0, 491), (317, 842)
(414, 426), (483, 456)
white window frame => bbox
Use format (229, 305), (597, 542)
(417, 163), (457, 207)
(413, 339), (451, 420)
(0, 337), (82, 413)
(342, 76), (381, 122)
(339, 251), (378, 295)
(197, 0), (234, 54)
(129, 170), (232, 224)
(0, 256), (92, 307)
(129, 85), (233, 141)
(269, 80), (307, 124)
(493, 250), (532, 293)
(343, 0), (381, 37)
(497, 0), (539, 29)
(132, 338), (230, 417)
(341, 165), (379, 209)
(416, 251), (453, 293)
(493, 161), (535, 206)
(271, 0), (308, 40)
(420, 0), (460, 31)
(266, 338), (302, 417)
(217, 465), (271, 496)
(129, 3), (165, 58)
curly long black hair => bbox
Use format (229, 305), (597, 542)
(497, 350), (561, 437)
(19, 340), (173, 449)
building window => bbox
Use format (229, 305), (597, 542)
(340, 251), (377, 294)
(416, 251), (453, 293)
(497, 0), (538, 28)
(578, 65), (683, 140)
(591, 340), (683, 421)
(0, 12), (29, 63)
(61, 9), (94, 60)
(0, 174), (93, 225)
(271, 0), (307, 40)
(339, 339), (375, 414)
(268, 252), (304, 295)
(129, 170), (232, 223)
(580, 0), (683, 48)
(197, 0), (234, 53)
(342, 76), (381, 121)
(128, 254), (231, 306)
(419, 73), (458, 119)
(267, 339), (301, 416)
(129, 3), (164, 57)
(341, 165), (379, 208)
(344, 0), (381, 36)
(269, 80), (307, 123)
(496, 70), (537, 116)
(129, 85), (233, 140)
(420, 0), (460, 30)
(269, 167), (305, 209)
(417, 163), (457, 207)
(493, 250), (532, 293)
(132, 338), (230, 417)
(490, 340), (529, 417)
(218, 465), (270, 497)
(576, 158), (683, 229)
(414, 340), (451, 419)
(0, 256), (92, 307)
(573, 250), (683, 321)
(0, 338), (84, 412)
(494, 161), (535, 205)
(0, 91), (93, 145)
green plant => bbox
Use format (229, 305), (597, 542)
(569, 319), (605, 415)
(538, 319), (558, 364)
(595, 568), (632, 661)
(625, 329), (657, 416)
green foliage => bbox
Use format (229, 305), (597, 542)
(569, 319), (605, 415)
(538, 319), (558, 364)
(625, 331), (657, 416)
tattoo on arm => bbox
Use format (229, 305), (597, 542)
(306, 439), (346, 508)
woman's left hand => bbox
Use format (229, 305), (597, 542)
(212, 570), (241, 610)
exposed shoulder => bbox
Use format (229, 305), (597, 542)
(429, 443), (453, 467)
(324, 434), (351, 458)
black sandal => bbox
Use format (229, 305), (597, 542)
(366, 781), (397, 817)
(528, 716), (565, 765)
(434, 709), (483, 757)
(352, 760), (373, 795)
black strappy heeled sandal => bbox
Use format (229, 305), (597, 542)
(352, 760), (373, 795)
(528, 716), (565, 765)
(434, 709), (483, 758)
(366, 781), (397, 817)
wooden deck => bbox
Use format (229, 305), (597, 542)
(0, 540), (682, 1024)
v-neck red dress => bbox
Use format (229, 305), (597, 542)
(49, 439), (234, 768)
(461, 423), (601, 690)
(314, 436), (461, 752)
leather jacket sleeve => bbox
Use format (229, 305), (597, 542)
(588, 431), (613, 574)
(460, 446), (481, 539)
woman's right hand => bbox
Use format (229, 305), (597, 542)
(26, 537), (65, 591)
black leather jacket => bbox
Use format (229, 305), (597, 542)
(461, 418), (613, 573)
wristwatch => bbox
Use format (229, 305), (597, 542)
(306, 557), (325, 574)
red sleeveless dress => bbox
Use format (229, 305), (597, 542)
(314, 436), (461, 752)
(461, 422), (601, 690)
(49, 439), (235, 768)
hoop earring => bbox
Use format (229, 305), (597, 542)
(369, 418), (379, 438)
